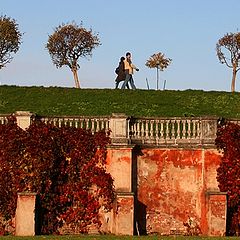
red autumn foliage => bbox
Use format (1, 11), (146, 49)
(0, 116), (115, 235)
(215, 121), (240, 236)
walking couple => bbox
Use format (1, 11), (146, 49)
(115, 52), (139, 89)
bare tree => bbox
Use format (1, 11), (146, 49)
(46, 22), (100, 88)
(216, 32), (240, 92)
(0, 15), (22, 69)
(146, 52), (171, 90)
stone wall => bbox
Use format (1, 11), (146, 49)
(4, 112), (227, 236)
(134, 148), (225, 236)
(102, 146), (226, 236)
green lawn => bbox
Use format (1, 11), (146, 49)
(0, 236), (239, 240)
(1, 85), (240, 118)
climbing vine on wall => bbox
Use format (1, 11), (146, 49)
(0, 116), (114, 235)
(215, 121), (240, 235)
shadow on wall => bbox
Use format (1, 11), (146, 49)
(136, 200), (147, 235)
(132, 145), (147, 235)
(35, 195), (42, 235)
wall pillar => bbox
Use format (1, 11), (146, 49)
(14, 111), (34, 130)
(15, 192), (37, 236)
(106, 146), (135, 192)
(107, 112), (135, 235)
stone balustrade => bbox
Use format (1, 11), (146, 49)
(128, 116), (224, 146)
(0, 111), (235, 146)
(39, 115), (110, 134)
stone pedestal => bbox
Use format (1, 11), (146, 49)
(14, 111), (34, 130)
(15, 192), (36, 236)
(200, 118), (218, 145)
(206, 191), (227, 236)
(110, 113), (129, 145)
(114, 192), (134, 235)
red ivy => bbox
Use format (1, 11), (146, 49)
(215, 121), (240, 235)
(0, 116), (115, 234)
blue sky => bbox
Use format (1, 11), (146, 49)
(0, 0), (240, 91)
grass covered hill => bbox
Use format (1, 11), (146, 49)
(1, 85), (240, 118)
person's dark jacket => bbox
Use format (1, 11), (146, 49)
(115, 61), (126, 83)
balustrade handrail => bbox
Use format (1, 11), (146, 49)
(128, 116), (219, 120)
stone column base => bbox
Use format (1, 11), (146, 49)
(114, 192), (134, 235)
(15, 192), (36, 236)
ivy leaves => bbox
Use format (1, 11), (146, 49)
(0, 117), (114, 234)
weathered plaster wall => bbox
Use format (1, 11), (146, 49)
(135, 147), (225, 236)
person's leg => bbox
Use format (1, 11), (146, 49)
(121, 74), (131, 89)
(129, 75), (136, 90)
(115, 80), (120, 89)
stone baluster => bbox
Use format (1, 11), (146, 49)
(176, 119), (181, 139)
(182, 119), (186, 139)
(186, 119), (191, 138)
(69, 118), (73, 127)
(139, 121), (143, 139)
(166, 120), (169, 139)
(145, 120), (149, 141)
(100, 118), (104, 130)
(155, 120), (159, 142)
(96, 119), (100, 132)
(129, 120), (134, 138)
(91, 119), (95, 133)
(130, 120), (135, 138)
(59, 118), (63, 127)
(169, 120), (173, 139)
(68, 118), (71, 126)
(149, 120), (154, 138)
(52, 118), (56, 126)
(74, 118), (77, 128)
(95, 119), (98, 130)
(192, 120), (196, 138)
(96, 118), (99, 131)
(79, 119), (83, 129)
(136, 121), (140, 139)
(159, 120), (164, 139)
(86, 119), (90, 129)
(196, 120), (201, 138)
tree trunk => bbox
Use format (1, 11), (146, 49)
(231, 67), (237, 92)
(156, 66), (159, 90)
(72, 67), (80, 88)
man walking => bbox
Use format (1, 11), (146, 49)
(121, 52), (139, 89)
